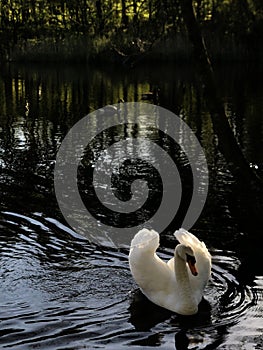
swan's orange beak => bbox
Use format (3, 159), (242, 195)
(188, 261), (198, 276)
(187, 255), (198, 276)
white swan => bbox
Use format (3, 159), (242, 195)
(129, 228), (211, 315)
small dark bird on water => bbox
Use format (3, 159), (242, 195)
(97, 99), (124, 115)
(141, 87), (160, 105)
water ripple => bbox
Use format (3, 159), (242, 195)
(0, 212), (261, 349)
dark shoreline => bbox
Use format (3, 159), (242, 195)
(1, 31), (262, 66)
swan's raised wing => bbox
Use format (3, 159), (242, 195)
(173, 228), (211, 301)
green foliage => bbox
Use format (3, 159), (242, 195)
(0, 0), (262, 62)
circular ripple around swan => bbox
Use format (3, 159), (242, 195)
(209, 250), (256, 325)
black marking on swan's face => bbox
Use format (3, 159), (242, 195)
(186, 253), (198, 276)
(186, 253), (196, 265)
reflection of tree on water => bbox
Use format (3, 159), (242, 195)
(181, 0), (263, 234)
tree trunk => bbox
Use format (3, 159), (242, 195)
(121, 0), (128, 27)
(96, 0), (104, 32)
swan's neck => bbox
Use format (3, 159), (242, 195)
(174, 247), (197, 313)
(174, 249), (190, 286)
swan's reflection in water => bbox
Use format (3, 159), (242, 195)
(129, 288), (212, 349)
(174, 330), (190, 350)
(129, 289), (173, 331)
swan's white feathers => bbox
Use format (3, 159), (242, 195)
(129, 228), (211, 315)
(174, 228), (211, 260)
(171, 228), (211, 302)
(129, 229), (175, 309)
(130, 228), (159, 250)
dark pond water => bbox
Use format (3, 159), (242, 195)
(0, 62), (262, 349)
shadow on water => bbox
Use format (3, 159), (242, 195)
(0, 62), (262, 349)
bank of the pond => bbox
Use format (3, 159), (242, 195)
(2, 31), (263, 65)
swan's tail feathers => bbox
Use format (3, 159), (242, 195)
(130, 229), (159, 250)
(174, 228), (211, 261)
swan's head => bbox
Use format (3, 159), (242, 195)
(176, 244), (198, 276)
